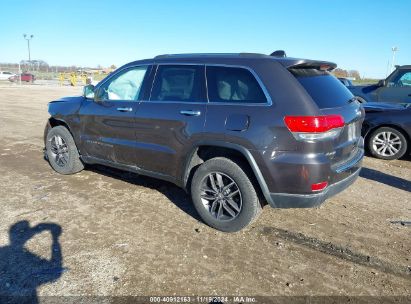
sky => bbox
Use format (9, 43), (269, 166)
(0, 0), (410, 78)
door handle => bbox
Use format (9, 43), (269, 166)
(116, 107), (133, 112)
(408, 94), (411, 97)
(180, 110), (201, 116)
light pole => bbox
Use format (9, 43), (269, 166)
(18, 62), (22, 86)
(391, 46), (398, 73)
(23, 34), (34, 62)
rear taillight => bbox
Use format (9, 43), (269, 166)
(284, 115), (344, 141)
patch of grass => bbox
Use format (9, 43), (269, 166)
(352, 78), (379, 85)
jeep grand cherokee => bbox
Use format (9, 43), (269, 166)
(44, 53), (364, 232)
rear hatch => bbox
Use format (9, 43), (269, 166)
(289, 66), (364, 171)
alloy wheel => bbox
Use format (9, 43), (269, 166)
(200, 172), (242, 221)
(372, 131), (402, 157)
(49, 135), (69, 167)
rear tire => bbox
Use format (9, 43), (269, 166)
(46, 126), (84, 174)
(367, 127), (407, 160)
(191, 157), (261, 232)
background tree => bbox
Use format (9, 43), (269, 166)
(332, 68), (361, 80)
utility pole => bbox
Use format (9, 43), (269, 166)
(23, 34), (34, 62)
(18, 62), (22, 86)
(391, 46), (398, 73)
(386, 60), (390, 77)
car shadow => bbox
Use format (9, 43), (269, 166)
(360, 167), (411, 193)
(0, 220), (64, 304)
(86, 164), (203, 222)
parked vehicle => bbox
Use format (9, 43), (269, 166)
(21, 73), (35, 82)
(8, 73), (36, 83)
(44, 52), (364, 232)
(0, 71), (15, 80)
(348, 65), (411, 103)
(362, 102), (411, 160)
(338, 77), (353, 87)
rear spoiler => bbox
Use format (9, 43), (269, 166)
(276, 58), (337, 71)
(287, 61), (337, 71)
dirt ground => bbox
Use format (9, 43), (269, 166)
(0, 85), (410, 301)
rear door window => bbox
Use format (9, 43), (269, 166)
(291, 69), (354, 108)
(206, 66), (267, 103)
(150, 65), (205, 102)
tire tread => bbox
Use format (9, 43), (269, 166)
(46, 126), (84, 174)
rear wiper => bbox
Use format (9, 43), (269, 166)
(348, 97), (357, 103)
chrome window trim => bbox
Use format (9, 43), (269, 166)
(144, 62), (273, 106)
(204, 64), (210, 102)
(95, 64), (151, 102)
(143, 100), (208, 105)
(147, 64), (158, 101)
(205, 64), (273, 106)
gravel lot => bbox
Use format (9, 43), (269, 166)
(0, 85), (410, 301)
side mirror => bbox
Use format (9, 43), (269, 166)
(377, 79), (386, 87)
(93, 87), (106, 103)
(83, 84), (95, 99)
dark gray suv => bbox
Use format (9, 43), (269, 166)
(44, 53), (364, 232)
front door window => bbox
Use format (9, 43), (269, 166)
(388, 70), (411, 87)
(99, 66), (148, 101)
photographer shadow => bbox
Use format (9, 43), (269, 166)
(0, 220), (63, 304)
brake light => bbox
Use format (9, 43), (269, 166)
(284, 115), (344, 141)
(311, 181), (328, 192)
(284, 115), (344, 132)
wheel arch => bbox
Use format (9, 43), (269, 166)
(45, 117), (77, 147)
(183, 141), (274, 206)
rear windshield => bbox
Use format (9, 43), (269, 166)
(290, 69), (354, 109)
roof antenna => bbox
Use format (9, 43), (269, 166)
(270, 50), (286, 57)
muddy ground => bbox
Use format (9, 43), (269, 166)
(0, 85), (410, 301)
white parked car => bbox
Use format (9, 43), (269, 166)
(0, 71), (16, 80)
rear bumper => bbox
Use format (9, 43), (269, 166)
(269, 166), (361, 208)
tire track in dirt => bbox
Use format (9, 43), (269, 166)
(259, 226), (411, 279)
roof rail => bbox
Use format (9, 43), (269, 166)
(238, 52), (267, 57)
(154, 53), (269, 59)
(154, 53), (239, 59)
(154, 54), (171, 59)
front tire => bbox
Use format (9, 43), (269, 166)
(46, 126), (84, 174)
(191, 157), (261, 232)
(368, 127), (407, 160)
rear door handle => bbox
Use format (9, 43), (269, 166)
(180, 110), (201, 116)
(116, 107), (133, 112)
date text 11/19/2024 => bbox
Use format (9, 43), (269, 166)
(149, 296), (257, 303)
